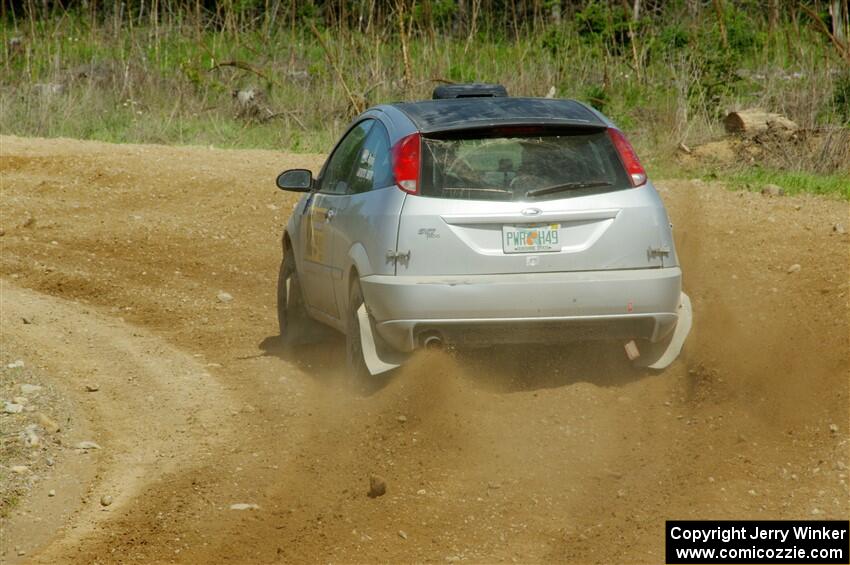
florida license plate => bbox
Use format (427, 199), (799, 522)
(502, 223), (561, 253)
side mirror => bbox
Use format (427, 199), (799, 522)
(276, 169), (313, 192)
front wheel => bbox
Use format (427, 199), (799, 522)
(277, 250), (308, 343)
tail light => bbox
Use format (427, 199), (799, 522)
(607, 128), (647, 187)
(392, 132), (421, 194)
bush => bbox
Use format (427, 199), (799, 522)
(541, 26), (569, 57)
(657, 24), (690, 53)
(416, 0), (457, 29)
(574, 1), (632, 54)
(687, 48), (740, 117)
(725, 7), (766, 55)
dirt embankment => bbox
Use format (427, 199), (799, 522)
(0, 135), (848, 563)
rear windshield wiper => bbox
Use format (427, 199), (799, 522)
(526, 180), (612, 198)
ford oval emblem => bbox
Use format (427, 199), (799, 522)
(521, 207), (542, 216)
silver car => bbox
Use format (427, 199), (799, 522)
(275, 84), (691, 380)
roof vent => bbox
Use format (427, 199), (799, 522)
(432, 83), (508, 100)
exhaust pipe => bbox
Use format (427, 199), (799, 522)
(420, 332), (444, 350)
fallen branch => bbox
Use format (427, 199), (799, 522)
(259, 109), (308, 131)
(363, 80), (384, 99)
(209, 60), (276, 85)
(799, 3), (850, 64)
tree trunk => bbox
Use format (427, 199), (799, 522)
(769, 0), (779, 33)
(844, 0), (850, 42)
(724, 110), (799, 135)
(713, 0), (728, 48)
(455, 0), (467, 36)
(830, 0), (846, 42)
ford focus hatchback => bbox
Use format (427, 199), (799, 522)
(275, 85), (691, 380)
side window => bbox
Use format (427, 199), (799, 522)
(319, 120), (373, 194)
(349, 122), (393, 194)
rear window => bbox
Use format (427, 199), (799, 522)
(420, 129), (630, 201)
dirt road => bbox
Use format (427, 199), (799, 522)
(1, 135), (848, 563)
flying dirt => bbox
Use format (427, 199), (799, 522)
(0, 135), (848, 563)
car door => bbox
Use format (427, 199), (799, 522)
(327, 120), (407, 311)
(300, 120), (373, 319)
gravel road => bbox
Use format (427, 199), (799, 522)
(1, 135), (847, 563)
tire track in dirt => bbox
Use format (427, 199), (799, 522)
(1, 282), (231, 562)
(0, 136), (847, 563)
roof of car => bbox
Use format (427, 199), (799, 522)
(390, 97), (605, 134)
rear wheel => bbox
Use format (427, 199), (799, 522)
(277, 249), (308, 343)
(345, 279), (371, 387)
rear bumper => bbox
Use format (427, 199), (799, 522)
(360, 268), (682, 352)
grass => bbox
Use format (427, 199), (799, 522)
(1, 5), (848, 197)
(721, 168), (850, 199)
(646, 158), (850, 199)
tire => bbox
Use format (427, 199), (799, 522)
(276, 249), (308, 344)
(345, 279), (371, 387)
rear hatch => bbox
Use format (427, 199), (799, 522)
(395, 126), (668, 276)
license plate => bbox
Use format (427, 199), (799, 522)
(502, 223), (561, 253)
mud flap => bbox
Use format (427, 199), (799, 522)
(357, 305), (408, 376)
(637, 292), (693, 370)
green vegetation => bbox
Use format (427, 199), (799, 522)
(655, 157), (850, 197)
(1, 1), (848, 195)
(723, 168), (850, 198)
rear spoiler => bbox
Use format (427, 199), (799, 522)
(419, 119), (607, 137)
